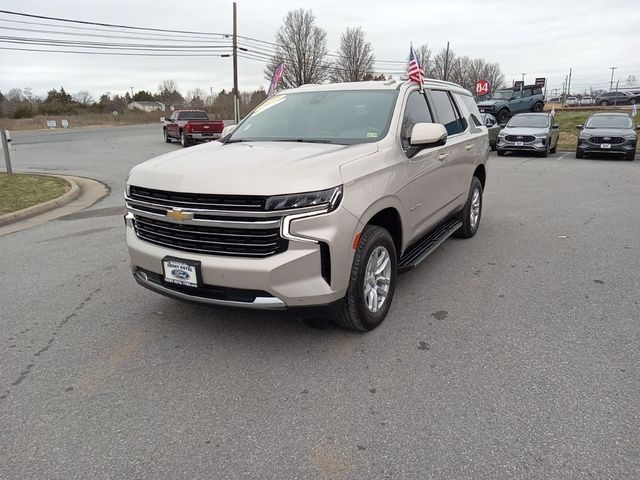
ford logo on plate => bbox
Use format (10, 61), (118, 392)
(171, 269), (191, 280)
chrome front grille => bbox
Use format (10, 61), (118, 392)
(126, 186), (289, 258)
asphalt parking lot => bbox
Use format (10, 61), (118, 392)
(2, 125), (639, 479)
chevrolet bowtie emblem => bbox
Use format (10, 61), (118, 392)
(166, 208), (193, 221)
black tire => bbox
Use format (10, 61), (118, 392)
(533, 102), (544, 112)
(334, 225), (397, 332)
(180, 131), (191, 148)
(490, 142), (496, 151)
(575, 148), (584, 159)
(626, 152), (636, 161)
(497, 109), (509, 124)
(163, 128), (172, 143)
(550, 142), (557, 154)
(599, 100), (608, 107)
(497, 149), (506, 156)
(539, 143), (549, 158)
(454, 177), (483, 239)
(630, 99), (637, 105)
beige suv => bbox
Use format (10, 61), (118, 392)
(125, 80), (489, 331)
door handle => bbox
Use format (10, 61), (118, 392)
(438, 153), (449, 161)
(465, 144), (473, 151)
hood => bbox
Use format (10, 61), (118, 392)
(580, 127), (636, 137)
(502, 126), (549, 136)
(128, 140), (378, 195)
(477, 100), (499, 107)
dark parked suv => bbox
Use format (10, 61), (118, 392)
(595, 92), (638, 106)
(576, 113), (638, 161)
(477, 85), (545, 124)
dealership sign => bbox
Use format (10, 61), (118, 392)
(476, 79), (491, 96)
(535, 77), (546, 87)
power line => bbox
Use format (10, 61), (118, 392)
(0, 9), (227, 36)
(0, 46), (232, 57)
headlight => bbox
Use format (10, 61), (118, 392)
(534, 133), (547, 138)
(623, 134), (637, 140)
(265, 186), (343, 212)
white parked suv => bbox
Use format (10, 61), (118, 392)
(125, 80), (489, 331)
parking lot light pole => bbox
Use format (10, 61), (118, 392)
(609, 67), (617, 91)
(1, 129), (13, 176)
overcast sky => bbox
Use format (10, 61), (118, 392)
(1, 0), (639, 99)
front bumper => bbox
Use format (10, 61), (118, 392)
(497, 137), (548, 152)
(126, 206), (361, 308)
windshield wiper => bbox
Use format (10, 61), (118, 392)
(271, 139), (335, 144)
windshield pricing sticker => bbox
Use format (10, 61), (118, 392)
(367, 132), (378, 138)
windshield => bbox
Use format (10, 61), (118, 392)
(586, 115), (633, 128)
(507, 115), (549, 128)
(228, 90), (399, 144)
(491, 90), (513, 100)
(178, 111), (209, 120)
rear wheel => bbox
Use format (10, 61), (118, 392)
(163, 129), (172, 143)
(454, 177), (483, 239)
(180, 131), (191, 148)
(550, 142), (557, 154)
(334, 225), (397, 332)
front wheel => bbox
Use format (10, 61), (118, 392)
(454, 177), (483, 239)
(497, 149), (506, 156)
(334, 225), (397, 332)
(600, 100), (608, 106)
(163, 129), (172, 143)
(626, 152), (636, 161)
(576, 148), (584, 159)
(533, 102), (544, 112)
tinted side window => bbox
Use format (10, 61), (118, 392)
(522, 89), (532, 97)
(457, 93), (482, 127)
(401, 91), (433, 149)
(533, 87), (542, 95)
(429, 90), (465, 136)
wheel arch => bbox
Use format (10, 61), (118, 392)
(473, 164), (486, 190)
(357, 200), (405, 256)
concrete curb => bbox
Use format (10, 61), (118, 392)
(0, 175), (81, 226)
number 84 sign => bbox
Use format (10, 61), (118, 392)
(476, 79), (491, 96)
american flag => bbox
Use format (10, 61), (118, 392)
(267, 63), (286, 97)
(407, 45), (425, 91)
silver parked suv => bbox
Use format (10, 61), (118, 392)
(125, 80), (489, 331)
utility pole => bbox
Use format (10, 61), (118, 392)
(443, 41), (450, 82)
(1, 129), (12, 176)
(232, 2), (239, 124)
(521, 73), (526, 83)
(609, 67), (617, 91)
(567, 68), (572, 98)
(614, 79), (620, 106)
(130, 86), (134, 98)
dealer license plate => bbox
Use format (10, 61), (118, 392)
(600, 143), (611, 149)
(515, 141), (524, 147)
(163, 257), (200, 288)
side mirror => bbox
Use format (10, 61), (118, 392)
(410, 123), (447, 147)
(552, 124), (559, 129)
(576, 125), (583, 130)
(221, 124), (237, 138)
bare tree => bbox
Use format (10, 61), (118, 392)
(432, 46), (455, 82)
(7, 88), (23, 102)
(330, 27), (375, 82)
(264, 9), (329, 89)
(73, 90), (94, 106)
(186, 88), (207, 108)
(157, 80), (184, 106)
(414, 43), (432, 77)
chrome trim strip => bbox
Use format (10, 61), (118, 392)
(134, 271), (287, 309)
(281, 208), (329, 244)
(127, 192), (263, 209)
(127, 206), (281, 229)
(134, 223), (279, 248)
(134, 216), (278, 238)
(125, 196), (328, 218)
(134, 233), (278, 256)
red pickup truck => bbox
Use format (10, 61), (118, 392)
(163, 110), (225, 147)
